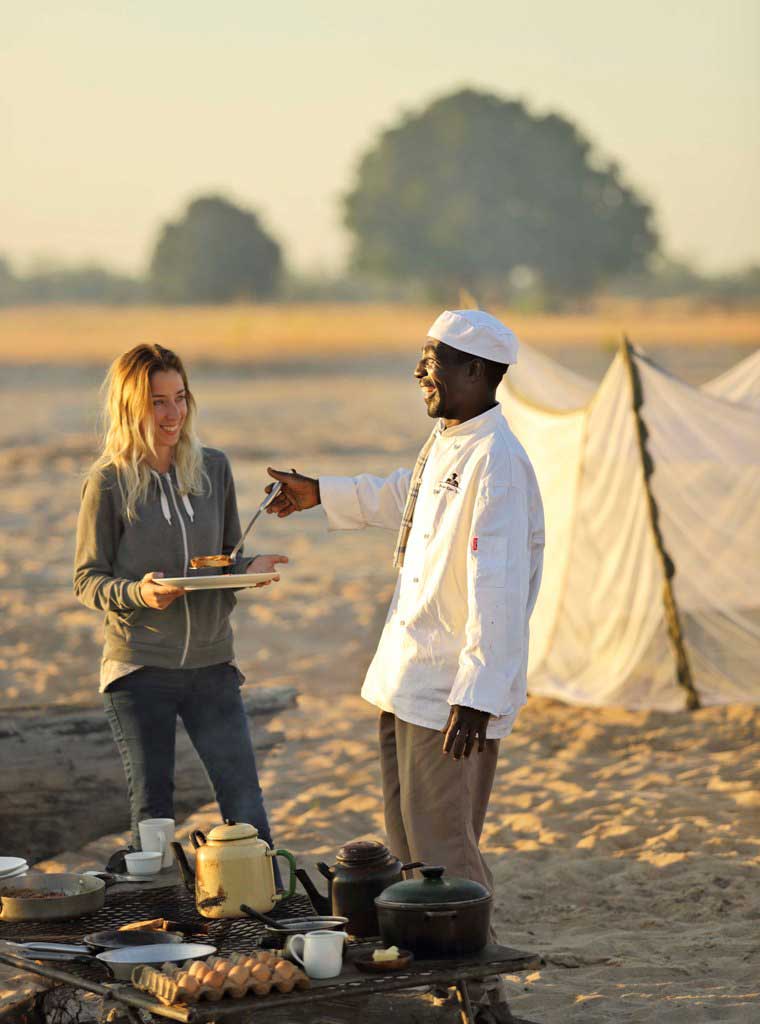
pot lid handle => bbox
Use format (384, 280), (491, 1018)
(420, 865), (446, 882)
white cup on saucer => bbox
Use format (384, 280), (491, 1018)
(138, 818), (175, 869)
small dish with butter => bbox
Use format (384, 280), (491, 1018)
(353, 946), (413, 973)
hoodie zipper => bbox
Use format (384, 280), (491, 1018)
(163, 472), (192, 667)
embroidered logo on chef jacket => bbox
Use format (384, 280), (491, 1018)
(436, 471), (460, 495)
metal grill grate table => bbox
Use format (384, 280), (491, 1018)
(0, 883), (540, 1022)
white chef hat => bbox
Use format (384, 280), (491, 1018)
(427, 309), (519, 365)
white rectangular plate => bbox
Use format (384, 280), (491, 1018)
(156, 573), (279, 591)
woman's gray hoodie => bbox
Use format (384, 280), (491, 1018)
(74, 448), (248, 669)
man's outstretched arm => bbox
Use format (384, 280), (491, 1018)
(265, 468), (320, 517)
(266, 466), (412, 532)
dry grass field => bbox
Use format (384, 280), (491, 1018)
(0, 300), (758, 364)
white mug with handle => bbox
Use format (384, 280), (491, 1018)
(138, 818), (175, 869)
(287, 930), (348, 979)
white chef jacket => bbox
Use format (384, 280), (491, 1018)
(319, 405), (545, 739)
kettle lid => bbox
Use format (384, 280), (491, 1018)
(336, 840), (394, 867)
(206, 820), (258, 842)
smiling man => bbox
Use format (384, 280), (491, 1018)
(267, 311), (544, 1013)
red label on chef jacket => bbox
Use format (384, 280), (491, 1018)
(472, 536), (478, 552)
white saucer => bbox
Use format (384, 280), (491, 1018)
(0, 857), (28, 876)
(0, 866), (28, 879)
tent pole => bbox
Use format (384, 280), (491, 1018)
(620, 337), (700, 710)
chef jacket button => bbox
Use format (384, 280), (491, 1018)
(454, 443), (461, 449)
(413, 577), (419, 583)
(399, 620), (406, 626)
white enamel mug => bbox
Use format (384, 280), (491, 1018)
(287, 930), (348, 979)
(138, 818), (175, 869)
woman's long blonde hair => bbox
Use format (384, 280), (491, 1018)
(91, 344), (208, 521)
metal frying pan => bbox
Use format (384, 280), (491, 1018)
(83, 929), (185, 950)
(6, 941), (217, 981)
(240, 903), (348, 937)
(0, 872), (105, 922)
(5, 930), (184, 959)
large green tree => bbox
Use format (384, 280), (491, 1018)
(149, 195), (282, 303)
(344, 89), (658, 300)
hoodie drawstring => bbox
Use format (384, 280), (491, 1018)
(152, 470), (194, 524)
(151, 471), (173, 525)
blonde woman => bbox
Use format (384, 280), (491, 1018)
(74, 344), (286, 854)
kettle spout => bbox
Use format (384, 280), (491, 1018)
(171, 841), (195, 893)
(295, 866), (332, 915)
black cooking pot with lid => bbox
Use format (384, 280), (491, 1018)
(374, 865), (491, 957)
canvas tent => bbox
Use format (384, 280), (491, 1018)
(499, 342), (760, 711)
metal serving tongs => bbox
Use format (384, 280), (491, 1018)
(228, 481), (282, 562)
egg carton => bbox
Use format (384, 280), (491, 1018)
(131, 951), (310, 1006)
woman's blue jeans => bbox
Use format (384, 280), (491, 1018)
(102, 663), (276, 856)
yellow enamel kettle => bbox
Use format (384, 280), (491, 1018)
(173, 820), (297, 919)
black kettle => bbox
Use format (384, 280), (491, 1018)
(296, 840), (421, 938)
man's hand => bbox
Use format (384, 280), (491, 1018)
(442, 705), (491, 759)
(140, 571), (185, 610)
(247, 553), (288, 587)
(265, 467), (320, 518)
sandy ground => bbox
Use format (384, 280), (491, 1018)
(255, 693), (760, 1022)
(1, 344), (759, 1021)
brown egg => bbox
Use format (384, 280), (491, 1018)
(274, 959), (296, 977)
(188, 961), (207, 979)
(178, 975), (201, 998)
(205, 969), (226, 990)
(250, 962), (271, 982)
(227, 965), (249, 987)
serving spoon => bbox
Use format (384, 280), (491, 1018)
(229, 481), (282, 562)
(190, 482), (282, 570)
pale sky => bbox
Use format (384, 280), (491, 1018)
(2, 0), (759, 276)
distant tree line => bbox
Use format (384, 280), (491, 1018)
(0, 195), (282, 307)
(1, 88), (758, 308)
(0, 258), (144, 305)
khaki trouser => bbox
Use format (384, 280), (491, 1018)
(378, 711), (499, 891)
(379, 712), (508, 1006)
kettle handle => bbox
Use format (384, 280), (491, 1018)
(269, 848), (297, 900)
(190, 830), (207, 849)
(400, 861), (424, 876)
